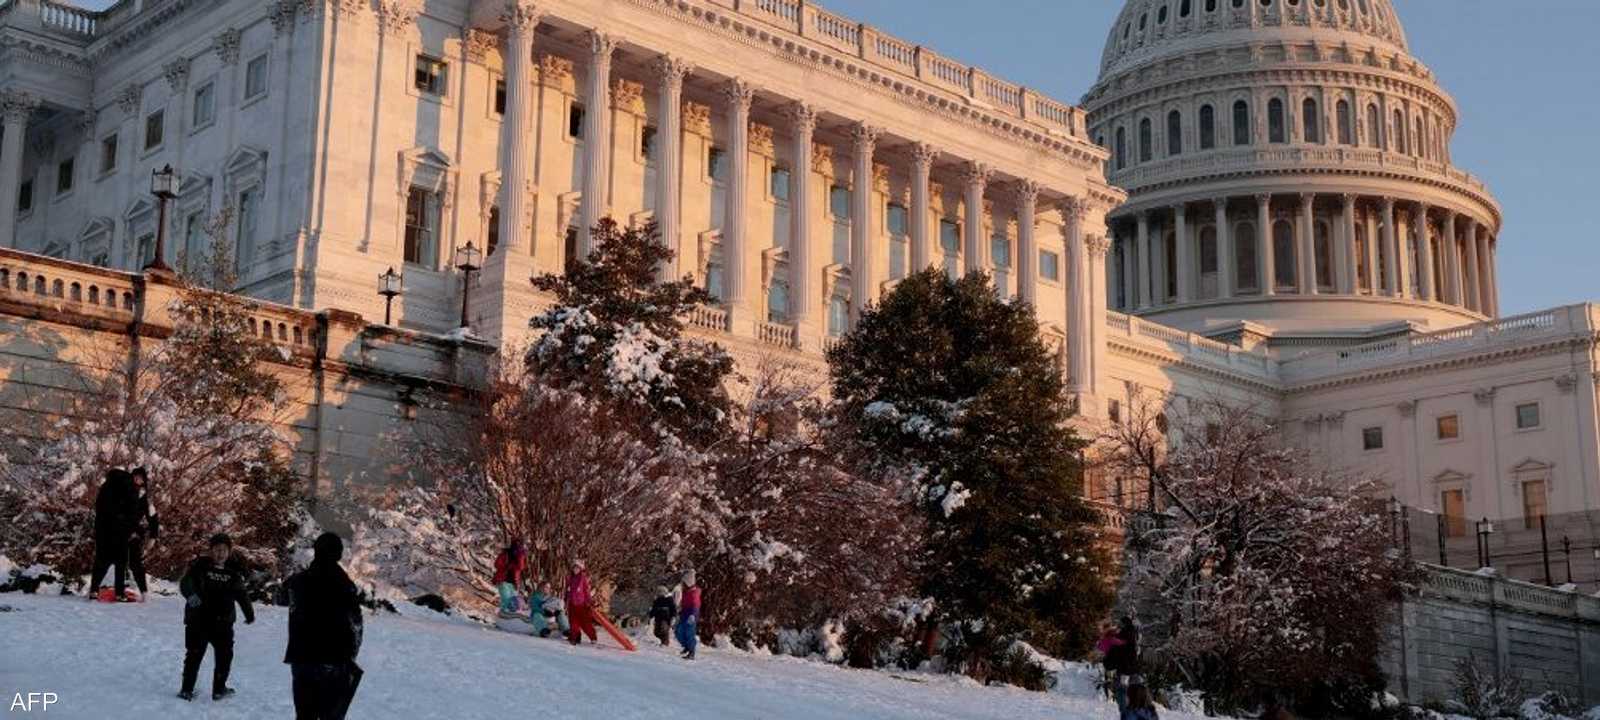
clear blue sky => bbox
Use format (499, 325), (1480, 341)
(818, 0), (1600, 315)
(70, 1), (1597, 312)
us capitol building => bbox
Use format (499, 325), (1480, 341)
(1, 0), (1597, 581)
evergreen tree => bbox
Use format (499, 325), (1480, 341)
(828, 268), (1112, 673)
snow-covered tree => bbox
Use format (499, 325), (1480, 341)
(828, 268), (1113, 677)
(1103, 396), (1414, 714)
(0, 212), (302, 580)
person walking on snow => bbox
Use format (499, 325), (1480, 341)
(87, 468), (137, 602)
(564, 559), (598, 645)
(127, 467), (160, 601)
(285, 532), (365, 720)
(675, 570), (701, 660)
(648, 586), (677, 647)
(492, 540), (526, 615)
(178, 533), (255, 702)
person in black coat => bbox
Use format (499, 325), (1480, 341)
(88, 468), (137, 601)
(648, 586), (677, 646)
(1104, 616), (1141, 714)
(178, 533), (255, 701)
(126, 468), (160, 599)
(285, 532), (364, 720)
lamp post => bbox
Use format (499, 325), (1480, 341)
(377, 267), (403, 325)
(453, 241), (482, 330)
(1561, 535), (1572, 586)
(146, 164), (177, 271)
(1476, 517), (1495, 570)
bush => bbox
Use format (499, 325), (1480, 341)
(1452, 656), (1525, 719)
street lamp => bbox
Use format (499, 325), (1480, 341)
(1476, 517), (1496, 569)
(377, 267), (403, 325)
(145, 164), (177, 271)
(453, 240), (483, 330)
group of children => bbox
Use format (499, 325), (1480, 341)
(492, 541), (703, 659)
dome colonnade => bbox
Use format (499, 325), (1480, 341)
(1084, 0), (1501, 334)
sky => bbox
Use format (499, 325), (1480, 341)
(67, 1), (1598, 313)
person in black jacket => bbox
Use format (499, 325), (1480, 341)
(648, 586), (677, 647)
(285, 532), (364, 720)
(126, 468), (160, 599)
(1104, 616), (1142, 715)
(87, 468), (136, 602)
(178, 533), (255, 702)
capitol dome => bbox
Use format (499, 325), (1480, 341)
(1083, 0), (1501, 344)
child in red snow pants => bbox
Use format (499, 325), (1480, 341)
(567, 604), (598, 645)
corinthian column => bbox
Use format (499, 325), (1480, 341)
(497, 3), (541, 256)
(578, 30), (620, 257)
(1441, 211), (1460, 306)
(960, 160), (992, 278)
(849, 122), (880, 317)
(909, 142), (937, 271)
(1014, 180), (1041, 307)
(0, 90), (38, 249)
(650, 54), (692, 279)
(1214, 198), (1233, 299)
(1383, 198), (1404, 297)
(1256, 194), (1274, 296)
(1340, 193), (1357, 294)
(1461, 216), (1480, 312)
(1136, 211), (1152, 309)
(722, 78), (755, 328)
(1173, 203), (1191, 303)
(1297, 193), (1316, 294)
(1414, 202), (1435, 301)
(1063, 198), (1089, 388)
(783, 102), (817, 339)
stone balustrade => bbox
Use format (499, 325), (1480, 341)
(1105, 309), (1276, 380)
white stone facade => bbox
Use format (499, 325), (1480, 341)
(0, 0), (1597, 556)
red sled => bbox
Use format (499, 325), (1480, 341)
(592, 610), (637, 652)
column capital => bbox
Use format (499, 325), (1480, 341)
(1060, 196), (1089, 222)
(500, 0), (544, 32)
(0, 90), (39, 124)
(1340, 192), (1357, 207)
(586, 29), (622, 59)
(1382, 196), (1396, 211)
(1254, 192), (1272, 207)
(212, 27), (243, 66)
(781, 101), (818, 135)
(721, 77), (755, 113)
(1086, 234), (1112, 258)
(537, 53), (573, 86)
(649, 54), (693, 91)
(959, 160), (992, 189)
(376, 0), (421, 35)
(1010, 180), (1042, 209)
(909, 141), (939, 169)
(1297, 192), (1314, 208)
(162, 57), (192, 93)
(849, 122), (881, 155)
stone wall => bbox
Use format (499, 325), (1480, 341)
(1386, 564), (1600, 705)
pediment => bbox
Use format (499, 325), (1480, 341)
(224, 145), (268, 176)
(1432, 469), (1471, 485)
(1509, 458), (1553, 475)
(77, 216), (113, 240)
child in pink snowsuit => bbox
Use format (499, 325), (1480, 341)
(564, 560), (598, 645)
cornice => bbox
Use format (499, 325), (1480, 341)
(1282, 333), (1600, 395)
(615, 0), (1108, 177)
(1107, 336), (1282, 395)
(0, 35), (93, 77)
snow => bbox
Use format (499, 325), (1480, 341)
(0, 591), (1175, 720)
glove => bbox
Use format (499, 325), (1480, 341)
(186, 596), (202, 609)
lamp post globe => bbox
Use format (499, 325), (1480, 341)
(377, 267), (403, 325)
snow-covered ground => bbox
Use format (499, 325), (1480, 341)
(0, 590), (1171, 720)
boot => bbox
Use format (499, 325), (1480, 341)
(212, 687), (235, 701)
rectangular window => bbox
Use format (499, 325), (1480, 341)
(493, 80), (507, 116)
(17, 180), (33, 214)
(828, 185), (850, 218)
(192, 81), (216, 128)
(144, 110), (165, 150)
(939, 219), (961, 278)
(56, 158), (74, 195)
(1441, 489), (1466, 538)
(568, 104), (584, 138)
(1435, 414), (1459, 441)
(890, 238), (907, 280)
(1108, 399), (1122, 425)
(990, 231), (1011, 268)
(487, 207), (501, 257)
(403, 187), (439, 267)
(1521, 480), (1547, 529)
(1362, 426), (1384, 451)
(770, 167), (791, 202)
(641, 126), (657, 162)
(244, 55), (269, 100)
(136, 233), (155, 267)
(886, 204), (908, 237)
(414, 54), (448, 96)
(1039, 250), (1060, 281)
(235, 187), (259, 274)
(182, 211), (206, 271)
(100, 134), (119, 174)
(1515, 402), (1541, 430)
(708, 147), (727, 183)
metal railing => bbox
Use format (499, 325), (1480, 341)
(1394, 504), (1600, 593)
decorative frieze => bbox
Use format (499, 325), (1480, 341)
(810, 143), (835, 178)
(682, 101), (711, 136)
(377, 1), (422, 36)
(463, 29), (501, 64)
(749, 122), (774, 158)
(537, 54), (573, 88)
(610, 78), (644, 115)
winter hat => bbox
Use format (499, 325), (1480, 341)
(682, 570), (696, 587)
(657, 586), (671, 597)
(313, 532), (344, 563)
(572, 558), (586, 571)
(209, 533), (232, 548)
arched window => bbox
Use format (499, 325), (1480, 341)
(1336, 100), (1353, 145)
(1273, 220), (1296, 289)
(1167, 110), (1183, 156)
(1367, 104), (1382, 149)
(1115, 127), (1128, 170)
(1415, 117), (1425, 158)
(1302, 98), (1320, 143)
(1139, 118), (1153, 162)
(1268, 98), (1286, 143)
(1235, 221), (1258, 291)
(1393, 110), (1408, 154)
(1233, 100), (1251, 145)
(1199, 105), (1216, 150)
(1314, 220), (1333, 289)
(1207, 0), (1218, 11)
(1234, 0), (1245, 7)
(1181, 0), (1193, 17)
(1158, 6), (1168, 24)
